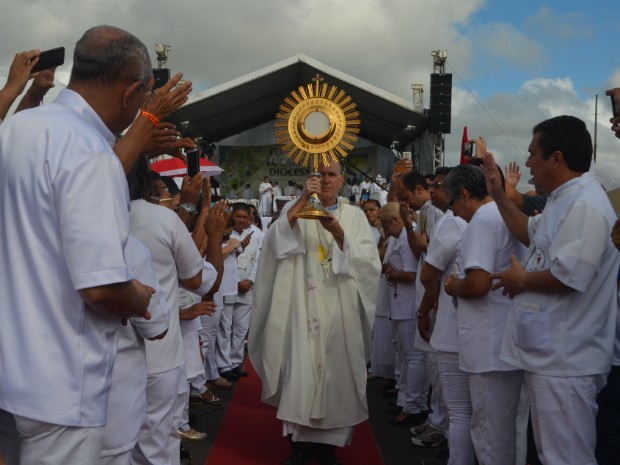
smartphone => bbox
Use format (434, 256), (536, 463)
(31, 47), (65, 73)
(463, 141), (476, 158)
(612, 95), (618, 119)
(361, 189), (370, 202)
(186, 148), (200, 178)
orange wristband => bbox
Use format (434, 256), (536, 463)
(140, 110), (159, 126)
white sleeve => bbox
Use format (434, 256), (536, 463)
(461, 215), (498, 274)
(425, 216), (465, 272)
(170, 213), (204, 280)
(58, 152), (130, 290)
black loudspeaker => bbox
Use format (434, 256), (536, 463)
(429, 73), (452, 134)
(153, 68), (171, 90)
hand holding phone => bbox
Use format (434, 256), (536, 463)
(31, 47), (65, 73)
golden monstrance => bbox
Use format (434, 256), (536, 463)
(275, 74), (361, 218)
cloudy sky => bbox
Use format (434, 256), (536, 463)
(1, 0), (618, 175)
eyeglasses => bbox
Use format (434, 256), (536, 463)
(429, 182), (443, 189)
(364, 208), (379, 212)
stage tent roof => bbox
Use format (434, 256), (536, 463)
(169, 54), (427, 150)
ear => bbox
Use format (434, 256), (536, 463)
(551, 150), (564, 166)
(122, 81), (142, 108)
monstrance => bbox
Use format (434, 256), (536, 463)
(275, 74), (360, 218)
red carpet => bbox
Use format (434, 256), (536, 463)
(206, 360), (384, 465)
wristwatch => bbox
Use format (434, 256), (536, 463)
(405, 224), (414, 232)
(179, 202), (197, 215)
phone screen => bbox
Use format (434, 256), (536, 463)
(612, 95), (618, 119)
(186, 149), (200, 178)
(31, 47), (65, 73)
(463, 141), (476, 158)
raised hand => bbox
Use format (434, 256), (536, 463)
(505, 161), (521, 188)
(204, 200), (231, 238)
(143, 72), (192, 120)
(180, 171), (204, 206)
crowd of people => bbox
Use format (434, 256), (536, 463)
(1, 23), (620, 465)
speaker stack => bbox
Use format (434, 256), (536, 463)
(429, 73), (452, 134)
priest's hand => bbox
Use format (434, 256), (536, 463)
(318, 214), (345, 250)
(303, 175), (321, 201)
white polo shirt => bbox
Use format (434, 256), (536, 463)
(427, 212), (467, 353)
(455, 202), (525, 373)
(501, 173), (620, 376)
(0, 89), (131, 427)
(129, 199), (204, 374)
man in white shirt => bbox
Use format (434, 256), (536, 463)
(284, 180), (297, 196)
(216, 204), (260, 378)
(393, 171), (445, 431)
(242, 183), (253, 200)
(481, 116), (620, 465)
(443, 163), (525, 465)
(0, 26), (154, 465)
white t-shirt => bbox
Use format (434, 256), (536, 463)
(129, 199), (204, 374)
(102, 235), (169, 455)
(454, 202), (525, 373)
(500, 173), (620, 376)
(0, 89), (131, 427)
(427, 212), (467, 353)
(387, 227), (419, 320)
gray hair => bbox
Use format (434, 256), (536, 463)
(442, 164), (488, 201)
(70, 25), (152, 87)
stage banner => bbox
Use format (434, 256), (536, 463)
(218, 144), (378, 197)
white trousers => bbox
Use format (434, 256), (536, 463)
(427, 351), (447, 432)
(437, 352), (475, 465)
(215, 301), (236, 372)
(230, 300), (253, 368)
(393, 319), (429, 414)
(527, 371), (606, 465)
(132, 367), (183, 465)
(468, 370), (523, 465)
(370, 314), (396, 379)
(200, 305), (223, 380)
(14, 415), (104, 465)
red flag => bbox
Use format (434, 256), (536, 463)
(460, 126), (469, 165)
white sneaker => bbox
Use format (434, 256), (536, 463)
(177, 427), (207, 441)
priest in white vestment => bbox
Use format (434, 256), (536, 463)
(258, 176), (273, 216)
(249, 162), (380, 465)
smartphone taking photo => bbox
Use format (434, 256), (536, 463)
(612, 95), (618, 119)
(186, 148), (200, 178)
(31, 47), (65, 73)
(463, 141), (476, 159)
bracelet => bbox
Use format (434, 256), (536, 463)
(140, 110), (159, 127)
(25, 92), (43, 105)
(416, 311), (429, 319)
